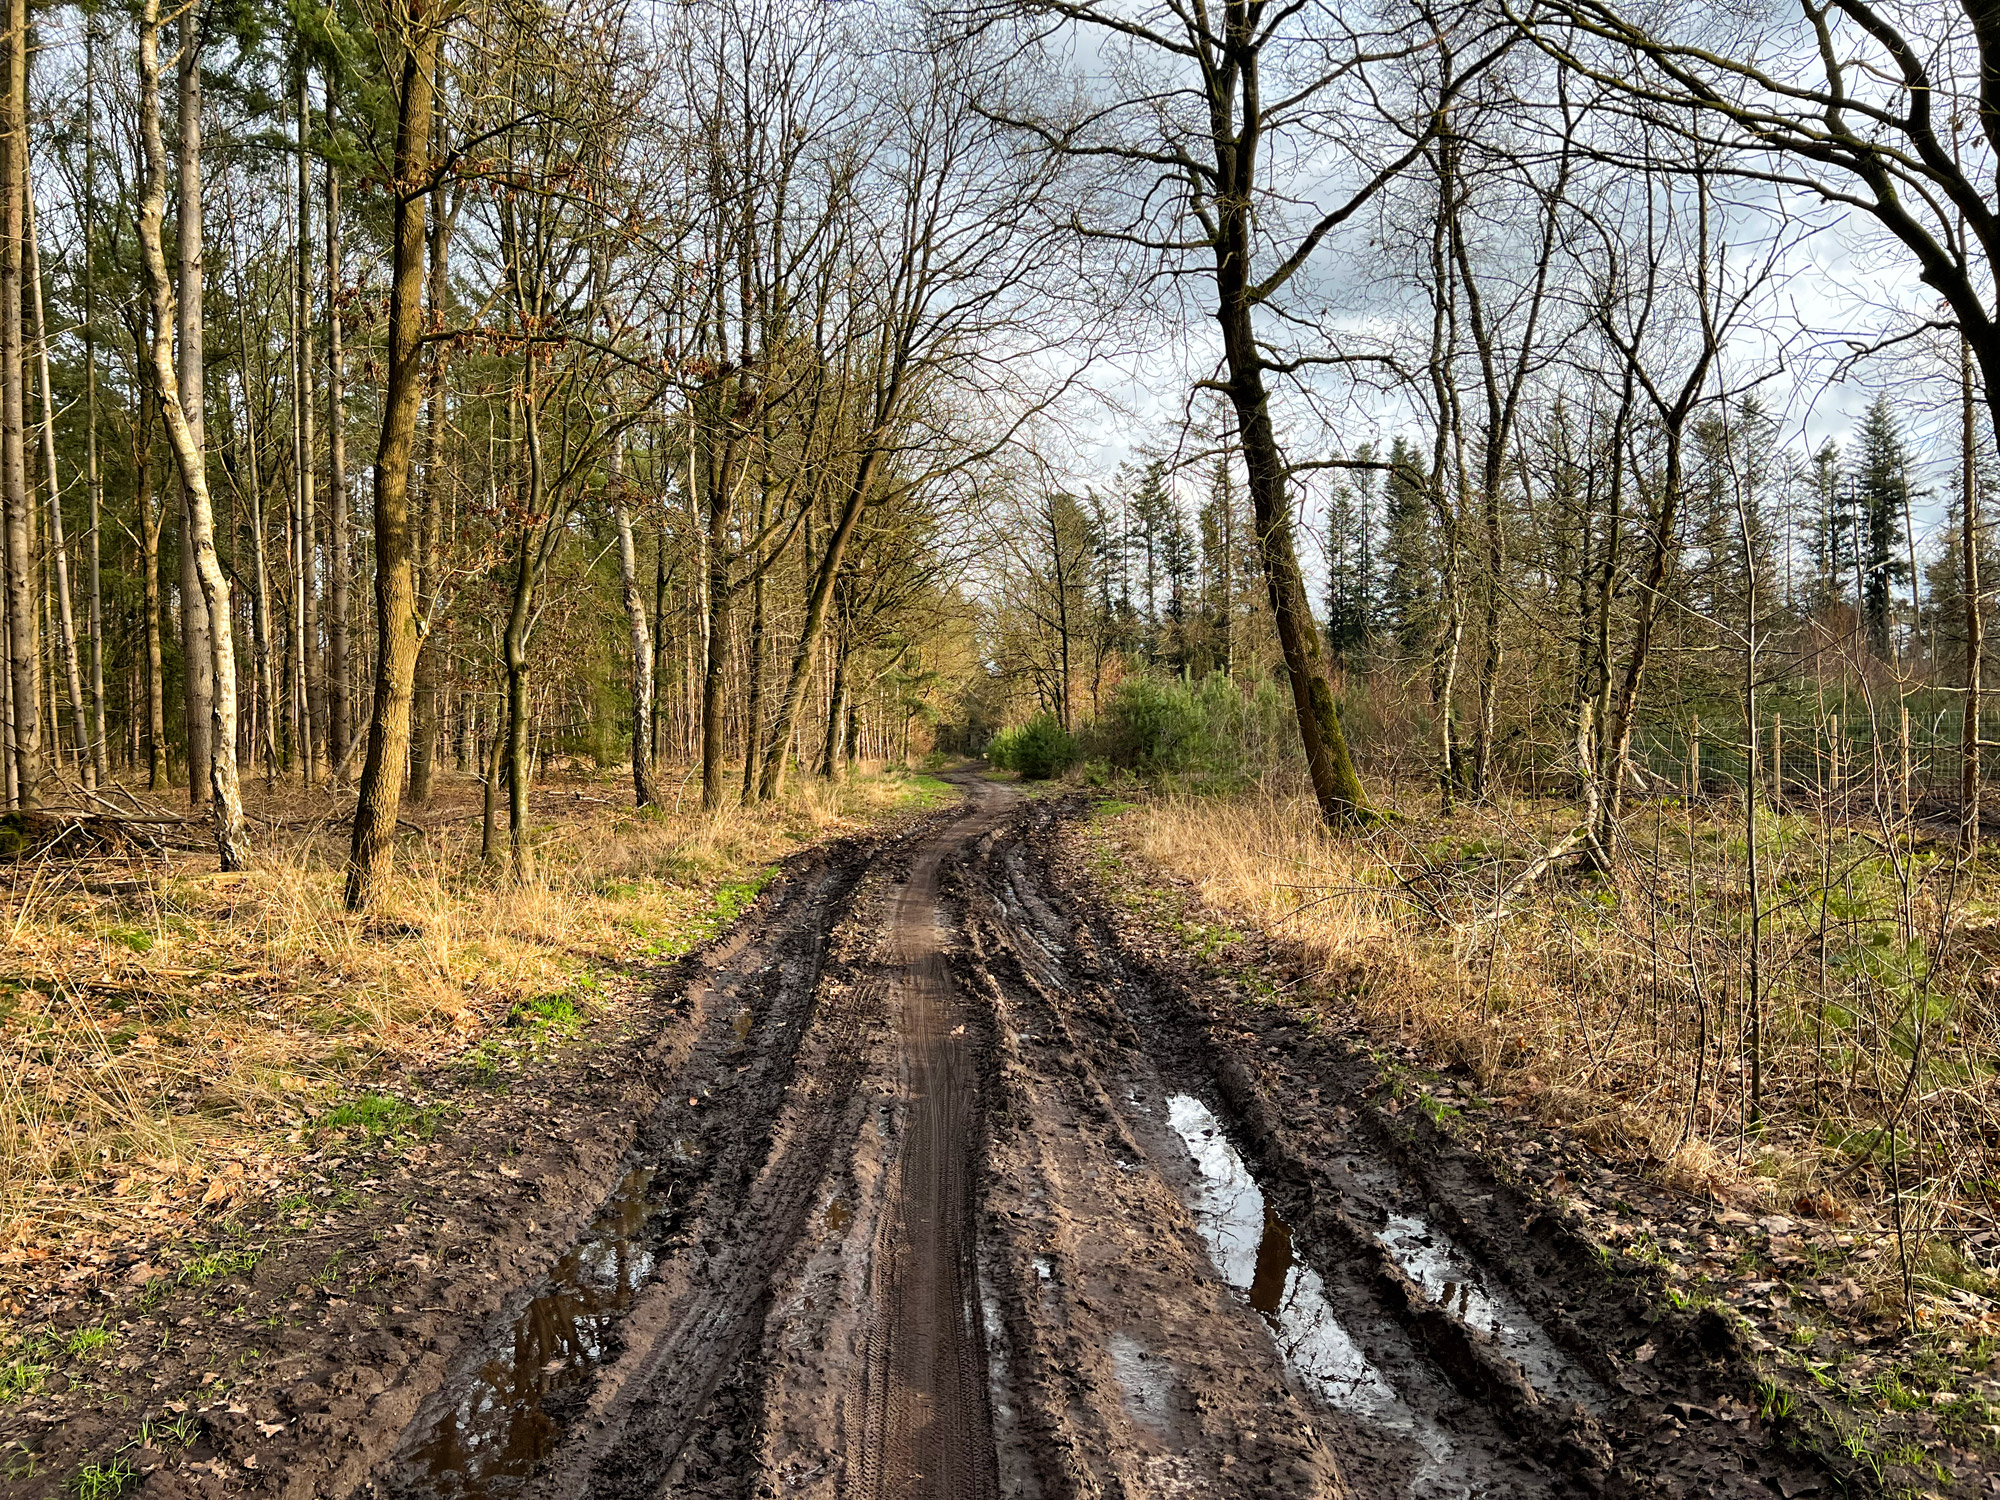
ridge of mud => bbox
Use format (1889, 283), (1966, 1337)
(1039, 794), (1853, 1499)
(0, 831), (882, 1500)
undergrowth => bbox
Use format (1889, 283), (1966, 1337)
(1098, 786), (2000, 1334)
(0, 761), (944, 1317)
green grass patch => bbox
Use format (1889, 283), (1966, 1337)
(102, 925), (154, 954)
(323, 1092), (416, 1136)
(642, 870), (777, 960)
(900, 774), (956, 809)
(67, 1459), (135, 1500)
(176, 1247), (259, 1287)
(0, 1355), (47, 1401)
(508, 991), (585, 1040)
(62, 1325), (112, 1359)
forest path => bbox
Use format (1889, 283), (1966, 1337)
(376, 777), (1827, 1500)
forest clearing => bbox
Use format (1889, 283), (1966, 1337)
(2, 0), (1999, 1493)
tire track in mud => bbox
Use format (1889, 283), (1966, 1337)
(381, 839), (879, 1500)
(382, 782), (1828, 1500)
(848, 793), (1012, 1500)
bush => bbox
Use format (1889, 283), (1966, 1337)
(986, 714), (1080, 780)
(1091, 673), (1301, 787)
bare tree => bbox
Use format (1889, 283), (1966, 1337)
(976, 0), (1506, 823)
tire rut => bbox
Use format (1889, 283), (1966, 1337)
(380, 783), (1829, 1500)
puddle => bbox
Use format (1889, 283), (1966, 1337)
(1166, 1096), (1465, 1494)
(1378, 1214), (1603, 1412)
(823, 1196), (853, 1234)
(730, 1006), (754, 1044)
(402, 1166), (667, 1496)
(1167, 1096), (1406, 1425)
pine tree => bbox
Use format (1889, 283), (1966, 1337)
(1807, 438), (1851, 617)
(1855, 395), (1911, 656)
(1381, 436), (1434, 656)
(1324, 444), (1376, 663)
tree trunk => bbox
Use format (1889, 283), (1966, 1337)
(503, 536), (532, 869)
(698, 421), (741, 812)
(295, 61), (323, 782)
(137, 436), (166, 789)
(739, 488), (769, 805)
(346, 4), (439, 910)
(409, 201), (450, 805)
(235, 365), (278, 781)
(612, 445), (657, 806)
(1965, 335), (1984, 848)
(0, 0), (35, 809)
(176, 30), (212, 810)
(81, 18), (109, 788)
(326, 83), (351, 766)
(819, 624), (850, 779)
(756, 450), (880, 802)
(27, 180), (90, 787)
(1214, 265), (1369, 823)
(139, 0), (248, 868)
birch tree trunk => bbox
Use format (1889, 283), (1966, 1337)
(138, 0), (248, 869)
(175, 27), (212, 810)
(611, 443), (657, 806)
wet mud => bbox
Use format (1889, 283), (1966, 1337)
(8, 780), (1843, 1498)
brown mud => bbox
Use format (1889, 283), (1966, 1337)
(6, 778), (1848, 1498)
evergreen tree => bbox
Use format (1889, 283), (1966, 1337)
(1197, 453), (1248, 674)
(1381, 436), (1434, 655)
(1855, 395), (1911, 655)
(1806, 438), (1852, 617)
(1324, 444), (1376, 663)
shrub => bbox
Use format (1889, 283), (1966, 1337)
(1091, 673), (1301, 787)
(986, 714), (1080, 780)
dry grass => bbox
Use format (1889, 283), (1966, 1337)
(0, 764), (946, 1304)
(1103, 785), (2000, 1326)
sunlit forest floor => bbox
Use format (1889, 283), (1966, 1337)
(0, 766), (951, 1355)
(1086, 782), (2000, 1487)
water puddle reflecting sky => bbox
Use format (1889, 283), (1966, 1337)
(1377, 1214), (1603, 1413)
(1166, 1096), (1430, 1435)
(402, 1165), (666, 1497)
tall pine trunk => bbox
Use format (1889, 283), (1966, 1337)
(408, 206), (450, 805)
(27, 180), (89, 787)
(325, 85), (351, 766)
(1, 0), (37, 809)
(346, 2), (439, 910)
(295, 61), (323, 781)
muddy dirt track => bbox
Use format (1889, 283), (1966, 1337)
(341, 774), (1833, 1500)
(14, 775), (1840, 1498)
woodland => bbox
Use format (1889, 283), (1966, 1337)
(0, 0), (1998, 1491)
